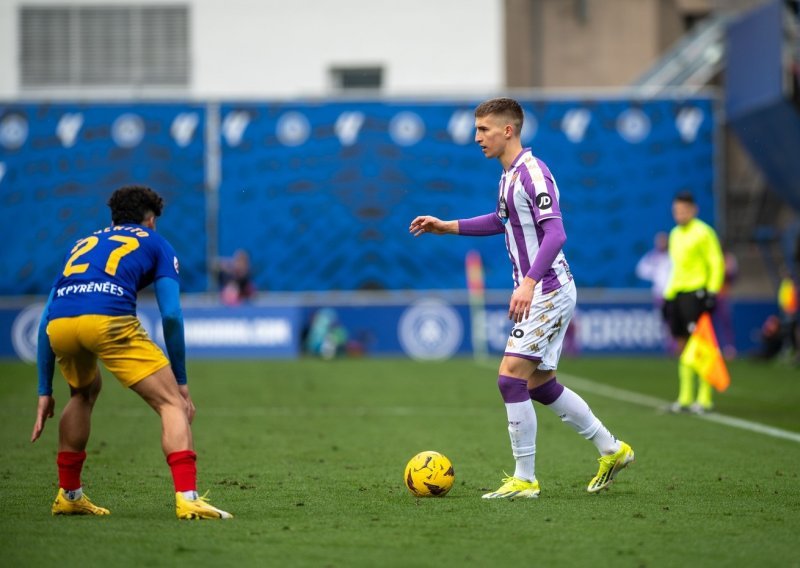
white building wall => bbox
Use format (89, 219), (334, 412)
(0, 0), (504, 99)
(0, 1), (17, 97)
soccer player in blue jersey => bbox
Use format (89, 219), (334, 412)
(31, 185), (232, 519)
(410, 98), (634, 498)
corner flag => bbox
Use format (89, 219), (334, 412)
(465, 250), (488, 361)
(680, 313), (730, 392)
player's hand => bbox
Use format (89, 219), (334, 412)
(178, 384), (196, 424)
(31, 395), (55, 443)
(409, 216), (455, 236)
(509, 278), (536, 323)
(697, 289), (716, 313)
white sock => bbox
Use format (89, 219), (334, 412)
(181, 490), (199, 501)
(505, 401), (537, 482)
(545, 387), (621, 455)
(64, 488), (83, 501)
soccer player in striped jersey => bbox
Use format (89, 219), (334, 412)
(410, 97), (634, 498)
(31, 185), (232, 519)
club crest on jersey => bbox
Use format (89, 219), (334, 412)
(173, 256), (180, 274)
(510, 172), (519, 185)
(536, 193), (553, 210)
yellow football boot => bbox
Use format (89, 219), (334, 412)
(588, 441), (635, 493)
(482, 475), (541, 499)
(175, 492), (233, 520)
(51, 489), (110, 516)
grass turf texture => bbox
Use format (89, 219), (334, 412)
(1, 356), (798, 567)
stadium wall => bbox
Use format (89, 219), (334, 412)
(0, 95), (730, 358)
(0, 97), (717, 295)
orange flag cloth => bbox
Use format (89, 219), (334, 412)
(680, 312), (731, 392)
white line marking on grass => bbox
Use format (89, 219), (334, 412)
(559, 373), (800, 444)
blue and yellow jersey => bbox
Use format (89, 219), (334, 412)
(47, 224), (179, 319)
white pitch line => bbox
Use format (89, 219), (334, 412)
(559, 373), (800, 445)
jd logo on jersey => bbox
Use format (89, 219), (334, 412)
(536, 194), (552, 209)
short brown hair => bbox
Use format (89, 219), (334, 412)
(107, 185), (164, 225)
(673, 191), (696, 205)
(474, 97), (524, 135)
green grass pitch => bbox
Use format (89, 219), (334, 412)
(1, 356), (798, 567)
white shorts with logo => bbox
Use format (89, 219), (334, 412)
(505, 279), (576, 370)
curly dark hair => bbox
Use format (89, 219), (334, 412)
(474, 97), (524, 135)
(107, 185), (165, 225)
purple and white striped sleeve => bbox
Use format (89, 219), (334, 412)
(526, 217), (566, 282)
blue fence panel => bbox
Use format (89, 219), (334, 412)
(219, 98), (715, 292)
(1, 98), (714, 295)
(0, 103), (207, 294)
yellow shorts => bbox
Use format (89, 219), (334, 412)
(47, 314), (170, 390)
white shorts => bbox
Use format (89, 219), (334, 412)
(504, 279), (576, 370)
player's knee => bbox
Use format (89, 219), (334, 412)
(498, 356), (535, 379)
(131, 372), (182, 413)
(72, 372), (102, 404)
(497, 374), (529, 403)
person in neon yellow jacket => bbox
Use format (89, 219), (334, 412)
(662, 191), (725, 413)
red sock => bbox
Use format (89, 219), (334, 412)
(57, 451), (87, 491)
(167, 450), (197, 492)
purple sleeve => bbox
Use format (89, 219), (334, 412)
(458, 213), (505, 236)
(526, 217), (566, 282)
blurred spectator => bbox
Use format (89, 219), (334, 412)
(635, 231), (672, 353)
(750, 273), (797, 361)
(304, 308), (348, 359)
(751, 315), (787, 361)
(713, 250), (738, 359)
(636, 232), (671, 305)
(778, 269), (799, 360)
(216, 249), (256, 306)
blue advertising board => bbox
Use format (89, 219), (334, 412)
(2, 302), (301, 362)
(0, 295), (770, 363)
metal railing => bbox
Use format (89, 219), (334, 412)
(632, 13), (733, 96)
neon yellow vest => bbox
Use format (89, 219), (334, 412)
(663, 218), (724, 300)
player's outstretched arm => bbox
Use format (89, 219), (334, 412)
(154, 278), (192, 422)
(409, 216), (458, 236)
(31, 395), (55, 442)
(32, 289), (56, 442)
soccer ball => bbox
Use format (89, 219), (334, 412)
(404, 451), (455, 497)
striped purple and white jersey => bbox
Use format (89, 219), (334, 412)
(498, 149), (572, 294)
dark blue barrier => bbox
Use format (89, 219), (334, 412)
(137, 304), (302, 359)
(2, 302), (301, 361)
(313, 300), (672, 357)
(1, 297), (774, 362)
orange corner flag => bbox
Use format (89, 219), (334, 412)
(680, 313), (730, 392)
